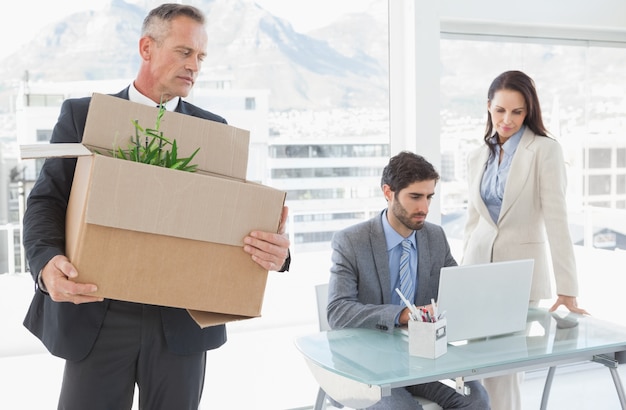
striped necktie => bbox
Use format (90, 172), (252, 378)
(399, 238), (414, 302)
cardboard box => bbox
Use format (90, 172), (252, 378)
(21, 93), (286, 328)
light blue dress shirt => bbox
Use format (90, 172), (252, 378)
(382, 210), (418, 305)
(480, 126), (525, 223)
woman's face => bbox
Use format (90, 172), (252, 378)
(488, 89), (527, 141)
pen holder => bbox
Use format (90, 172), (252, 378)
(408, 318), (447, 359)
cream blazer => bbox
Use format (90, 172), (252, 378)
(462, 128), (578, 300)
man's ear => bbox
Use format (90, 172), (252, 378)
(139, 36), (152, 61)
(382, 184), (392, 202)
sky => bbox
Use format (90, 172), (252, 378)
(1, 0), (371, 59)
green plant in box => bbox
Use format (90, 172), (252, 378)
(111, 104), (200, 172)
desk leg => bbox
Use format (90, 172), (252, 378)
(455, 377), (471, 395)
(314, 388), (327, 410)
(594, 354), (626, 409)
(542, 359), (626, 409)
(440, 378), (471, 396)
(608, 367), (626, 409)
(539, 366), (556, 410)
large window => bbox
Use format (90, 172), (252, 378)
(439, 38), (626, 254)
(1, 2), (390, 409)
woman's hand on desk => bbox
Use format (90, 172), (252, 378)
(549, 295), (590, 315)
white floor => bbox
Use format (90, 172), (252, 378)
(3, 244), (626, 410)
(0, 271), (326, 410)
(3, 327), (626, 409)
(521, 363), (626, 410)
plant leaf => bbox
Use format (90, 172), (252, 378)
(115, 105), (199, 172)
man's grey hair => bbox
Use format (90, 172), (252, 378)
(142, 3), (206, 43)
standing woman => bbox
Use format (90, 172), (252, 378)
(462, 70), (588, 410)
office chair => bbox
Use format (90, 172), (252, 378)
(314, 283), (442, 410)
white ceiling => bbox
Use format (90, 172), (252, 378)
(439, 0), (626, 44)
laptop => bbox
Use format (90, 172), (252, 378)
(436, 259), (534, 343)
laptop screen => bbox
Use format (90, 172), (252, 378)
(436, 259), (534, 343)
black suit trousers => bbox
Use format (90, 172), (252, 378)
(57, 300), (206, 410)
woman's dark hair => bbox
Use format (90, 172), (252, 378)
(484, 71), (549, 155)
(381, 151), (439, 194)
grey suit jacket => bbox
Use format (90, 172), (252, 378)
(327, 211), (457, 332)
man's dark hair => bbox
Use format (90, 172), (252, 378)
(381, 151), (440, 193)
(142, 3), (206, 41)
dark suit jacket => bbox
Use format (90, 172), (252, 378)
(327, 211), (457, 332)
(22, 88), (230, 361)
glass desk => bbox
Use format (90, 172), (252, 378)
(295, 308), (626, 409)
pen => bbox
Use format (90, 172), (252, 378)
(422, 308), (432, 323)
(395, 288), (421, 321)
(431, 298), (438, 319)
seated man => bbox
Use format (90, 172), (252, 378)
(327, 151), (490, 410)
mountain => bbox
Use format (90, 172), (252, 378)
(0, 0), (388, 111)
(4, 0), (144, 82)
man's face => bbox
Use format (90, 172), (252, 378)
(144, 16), (208, 101)
(384, 179), (436, 236)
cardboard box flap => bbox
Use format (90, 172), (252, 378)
(20, 143), (92, 159)
(89, 93), (251, 180)
(20, 94), (251, 181)
(82, 155), (285, 246)
(187, 309), (255, 328)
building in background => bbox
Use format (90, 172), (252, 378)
(8, 72), (626, 275)
(12, 78), (392, 260)
(267, 138), (389, 252)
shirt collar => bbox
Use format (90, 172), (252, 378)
(128, 82), (180, 111)
(490, 125), (525, 153)
(381, 210), (416, 251)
